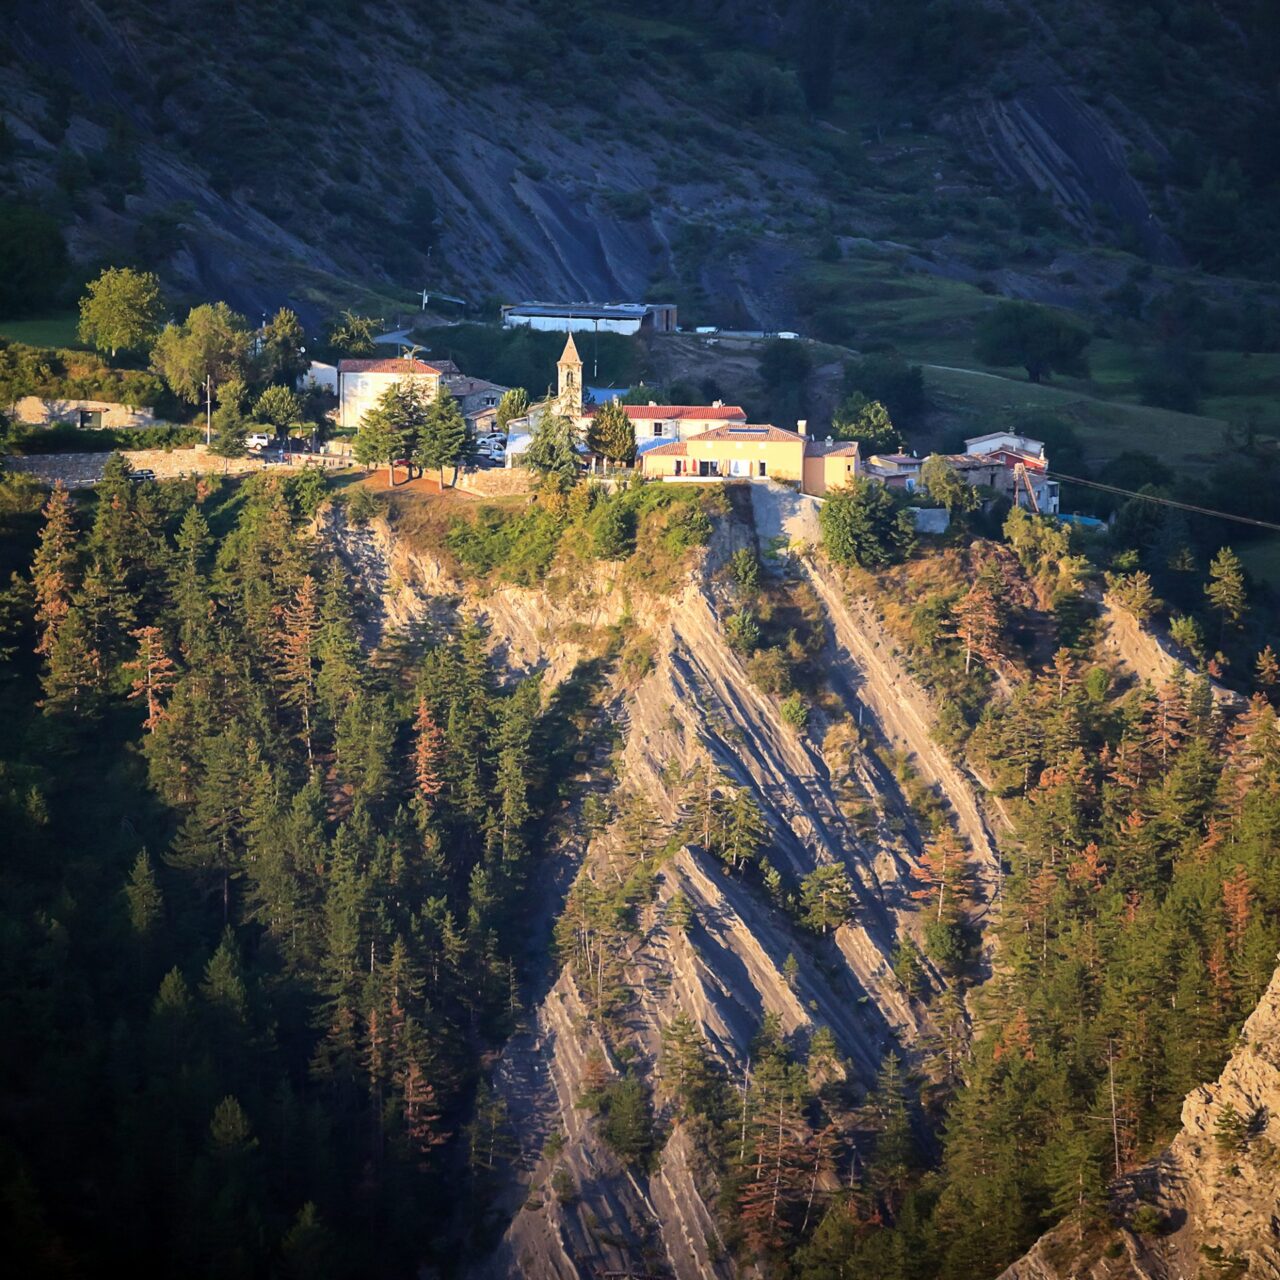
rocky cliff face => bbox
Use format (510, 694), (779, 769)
(328, 489), (1003, 1278)
(5, 0), (1260, 321)
(1000, 959), (1280, 1280)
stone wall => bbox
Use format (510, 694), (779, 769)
(6, 446), (355, 489)
(12, 396), (157, 429)
(454, 465), (535, 497)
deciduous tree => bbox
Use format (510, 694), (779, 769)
(975, 302), (1090, 383)
(150, 302), (252, 404)
(78, 266), (163, 357)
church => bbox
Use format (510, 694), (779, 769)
(528, 333), (749, 449)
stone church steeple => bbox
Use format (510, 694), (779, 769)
(557, 332), (583, 415)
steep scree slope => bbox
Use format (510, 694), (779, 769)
(336, 501), (1002, 1278)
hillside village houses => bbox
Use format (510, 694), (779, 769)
(335, 356), (507, 435)
(506, 335), (1059, 511)
(505, 333), (753, 464)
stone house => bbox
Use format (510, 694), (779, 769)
(11, 396), (157, 429)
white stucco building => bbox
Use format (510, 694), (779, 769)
(337, 357), (452, 429)
(500, 301), (677, 335)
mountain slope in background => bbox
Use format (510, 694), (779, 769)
(3, 0), (1279, 325)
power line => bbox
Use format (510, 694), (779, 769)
(1045, 471), (1280, 535)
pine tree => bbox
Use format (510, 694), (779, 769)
(953, 561), (1007, 674)
(661, 1012), (711, 1116)
(1213, 1101), (1248, 1155)
(125, 625), (178, 731)
(721, 785), (768, 870)
(41, 603), (101, 713)
(1205, 546), (1246, 635)
(523, 411), (580, 490)
(467, 1079), (517, 1176)
(416, 387), (467, 488)
(738, 1091), (813, 1255)
(911, 828), (970, 925)
(1043, 1126), (1107, 1241)
(1255, 644), (1279, 691)
(124, 850), (164, 935)
(799, 863), (857, 933)
(279, 574), (320, 767)
(169, 506), (215, 664)
(280, 1203), (338, 1280)
(355, 380), (429, 485)
(411, 698), (445, 823)
(31, 482), (77, 662)
(666, 890), (695, 935)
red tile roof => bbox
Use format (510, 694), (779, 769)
(690, 423), (805, 443)
(804, 439), (860, 458)
(585, 404), (747, 421)
(338, 358), (444, 375)
(643, 441), (688, 457)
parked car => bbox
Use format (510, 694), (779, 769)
(128, 468), (156, 483)
(476, 431), (506, 447)
(246, 432), (272, 450)
(478, 441), (505, 462)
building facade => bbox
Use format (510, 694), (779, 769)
(960, 432), (1060, 513)
(640, 423), (861, 494)
(337, 357), (449, 429)
(12, 396), (157, 429)
(501, 301), (677, 335)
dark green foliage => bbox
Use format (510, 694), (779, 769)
(830, 396), (899, 452)
(0, 464), (604, 1276)
(0, 339), (165, 414)
(841, 354), (926, 427)
(975, 302), (1090, 383)
(589, 500), (635, 559)
(3, 423), (202, 454)
(758, 338), (812, 426)
(0, 202), (67, 317)
(819, 477), (916, 568)
(597, 1075), (655, 1167)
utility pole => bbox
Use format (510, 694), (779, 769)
(204, 373), (213, 446)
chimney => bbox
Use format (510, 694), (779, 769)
(713, 399), (723, 408)
(796, 419), (807, 436)
(649, 400), (657, 406)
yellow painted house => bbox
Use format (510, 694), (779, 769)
(640, 422), (860, 497)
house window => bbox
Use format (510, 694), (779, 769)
(759, 461), (767, 477)
(653, 422), (665, 437)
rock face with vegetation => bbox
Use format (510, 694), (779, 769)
(6, 453), (1280, 1278)
(4, 0), (1279, 325)
(1001, 959), (1280, 1280)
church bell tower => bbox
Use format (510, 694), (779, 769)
(557, 332), (584, 416)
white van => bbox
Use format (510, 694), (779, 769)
(246, 432), (272, 450)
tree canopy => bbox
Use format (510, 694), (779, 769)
(523, 411), (580, 489)
(819, 477), (916, 567)
(78, 267), (164, 358)
(150, 303), (252, 403)
(586, 400), (635, 466)
(975, 302), (1090, 383)
(416, 388), (467, 486)
(830, 396), (899, 453)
